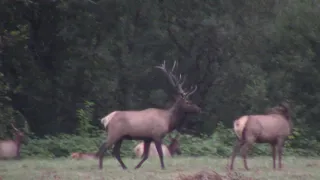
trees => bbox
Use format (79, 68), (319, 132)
(0, 0), (319, 144)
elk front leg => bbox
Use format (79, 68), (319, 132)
(112, 140), (127, 170)
(134, 140), (151, 169)
(154, 140), (165, 170)
(277, 138), (285, 170)
(271, 144), (276, 169)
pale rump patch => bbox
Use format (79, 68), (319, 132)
(233, 115), (249, 139)
(100, 111), (118, 128)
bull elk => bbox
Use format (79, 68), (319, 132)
(229, 102), (292, 170)
(134, 133), (181, 158)
(0, 123), (24, 159)
(71, 152), (97, 160)
(96, 60), (201, 170)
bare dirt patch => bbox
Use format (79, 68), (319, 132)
(176, 170), (254, 180)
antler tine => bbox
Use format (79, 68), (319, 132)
(170, 73), (186, 95)
(185, 85), (198, 98)
(171, 60), (177, 72)
(178, 74), (186, 86)
(155, 60), (177, 87)
(155, 60), (188, 95)
(11, 123), (19, 132)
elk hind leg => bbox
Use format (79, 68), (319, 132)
(154, 139), (165, 169)
(271, 144), (276, 169)
(229, 139), (244, 170)
(112, 139), (127, 170)
(134, 140), (151, 169)
(240, 142), (252, 171)
(276, 138), (285, 170)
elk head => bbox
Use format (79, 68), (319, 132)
(265, 101), (290, 120)
(168, 133), (181, 155)
(155, 60), (201, 113)
(11, 123), (24, 142)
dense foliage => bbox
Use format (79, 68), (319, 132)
(1, 0), (320, 157)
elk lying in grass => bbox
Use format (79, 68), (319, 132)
(0, 123), (24, 160)
(229, 102), (292, 170)
(96, 60), (201, 170)
(71, 152), (97, 160)
(134, 133), (181, 158)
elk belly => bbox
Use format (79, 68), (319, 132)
(0, 141), (18, 158)
(233, 116), (249, 139)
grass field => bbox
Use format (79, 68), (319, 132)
(1, 156), (320, 180)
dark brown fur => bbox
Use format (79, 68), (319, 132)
(229, 102), (292, 170)
(96, 61), (201, 170)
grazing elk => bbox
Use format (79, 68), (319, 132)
(134, 133), (181, 158)
(96, 60), (201, 170)
(0, 123), (24, 160)
(229, 102), (292, 170)
(71, 152), (97, 160)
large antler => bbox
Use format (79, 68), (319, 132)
(11, 123), (20, 132)
(155, 60), (198, 97)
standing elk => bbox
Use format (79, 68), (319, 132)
(96, 60), (201, 170)
(0, 123), (24, 160)
(134, 133), (181, 158)
(229, 102), (292, 170)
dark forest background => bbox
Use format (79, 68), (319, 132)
(1, 0), (320, 158)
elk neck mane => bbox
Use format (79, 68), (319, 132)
(166, 99), (186, 131)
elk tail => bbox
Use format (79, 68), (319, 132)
(100, 111), (118, 128)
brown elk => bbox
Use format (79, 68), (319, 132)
(229, 102), (292, 170)
(71, 152), (97, 160)
(134, 133), (181, 158)
(96, 60), (201, 170)
(0, 123), (24, 160)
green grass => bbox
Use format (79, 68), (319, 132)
(1, 156), (320, 180)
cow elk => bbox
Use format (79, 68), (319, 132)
(229, 102), (292, 170)
(71, 152), (97, 160)
(134, 133), (181, 158)
(96, 60), (201, 170)
(0, 123), (24, 160)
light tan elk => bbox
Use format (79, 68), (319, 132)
(96, 60), (201, 170)
(71, 152), (97, 160)
(229, 102), (292, 170)
(0, 123), (24, 159)
(134, 133), (181, 158)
